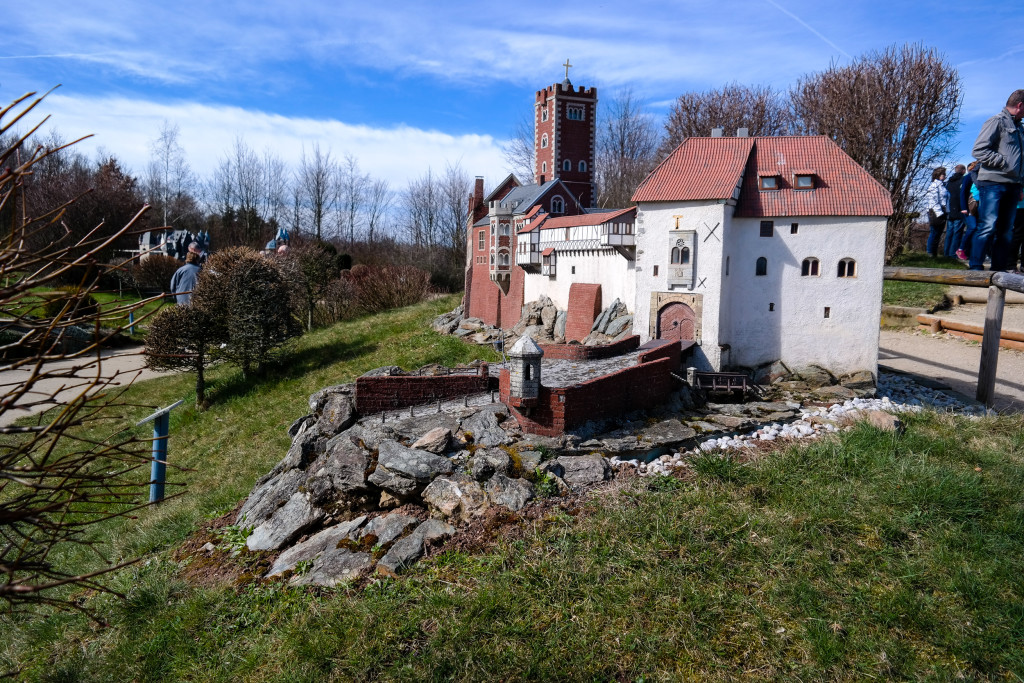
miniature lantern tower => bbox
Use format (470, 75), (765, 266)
(507, 335), (543, 408)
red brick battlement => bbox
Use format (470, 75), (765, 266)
(355, 365), (490, 415)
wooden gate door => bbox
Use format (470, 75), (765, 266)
(657, 302), (696, 342)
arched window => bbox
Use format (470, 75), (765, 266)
(525, 364), (532, 380)
(671, 247), (681, 264)
(579, 160), (587, 172)
(542, 161), (547, 174)
(562, 159), (571, 172)
(489, 253), (494, 265)
(755, 257), (767, 276)
(681, 246), (690, 264)
(541, 134), (548, 149)
(551, 196), (565, 214)
(541, 108), (548, 122)
(499, 251), (509, 266)
(801, 257), (820, 277)
(837, 258), (857, 278)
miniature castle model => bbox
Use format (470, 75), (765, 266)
(464, 72), (893, 379)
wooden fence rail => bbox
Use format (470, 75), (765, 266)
(882, 266), (1024, 408)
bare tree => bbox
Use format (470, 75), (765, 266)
(596, 88), (661, 207)
(336, 153), (369, 245)
(659, 83), (794, 157)
(261, 148), (288, 230)
(1, 92), (160, 614)
(501, 113), (535, 183)
(405, 168), (441, 249)
(439, 161), (471, 265)
(297, 144), (337, 240)
(227, 137), (263, 243)
(364, 177), (392, 244)
(145, 121), (194, 228)
(791, 43), (962, 260)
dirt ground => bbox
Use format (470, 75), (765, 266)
(879, 328), (1024, 413)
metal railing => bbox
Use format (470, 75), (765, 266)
(883, 266), (1024, 408)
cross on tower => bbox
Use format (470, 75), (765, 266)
(563, 59), (573, 80)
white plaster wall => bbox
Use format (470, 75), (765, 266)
(723, 215), (886, 376)
(522, 248), (634, 312)
(634, 201), (729, 370)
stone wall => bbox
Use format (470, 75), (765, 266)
(538, 335), (640, 360)
(500, 340), (682, 436)
(355, 366), (491, 415)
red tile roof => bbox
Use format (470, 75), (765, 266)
(632, 137), (753, 203)
(538, 207), (636, 230)
(632, 136), (893, 217)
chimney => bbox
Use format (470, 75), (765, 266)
(736, 127), (749, 137)
(468, 177), (487, 224)
(711, 127), (724, 138)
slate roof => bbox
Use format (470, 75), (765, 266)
(632, 136), (893, 217)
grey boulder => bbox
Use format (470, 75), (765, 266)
(422, 475), (488, 521)
(290, 549), (373, 587)
(265, 516), (367, 577)
(555, 455), (611, 487)
(359, 513), (420, 548)
(246, 491), (324, 551)
(461, 410), (512, 447)
(486, 474), (534, 512)
(377, 519), (456, 576)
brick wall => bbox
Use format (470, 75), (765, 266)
(538, 335), (640, 360)
(356, 365), (490, 415)
(501, 341), (683, 435)
(565, 283), (602, 342)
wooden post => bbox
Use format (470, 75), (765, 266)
(976, 284), (1005, 408)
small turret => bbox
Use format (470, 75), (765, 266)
(507, 335), (543, 407)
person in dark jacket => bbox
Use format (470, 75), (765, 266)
(970, 89), (1024, 270)
(944, 165), (966, 257)
(169, 251), (202, 305)
(957, 161), (980, 261)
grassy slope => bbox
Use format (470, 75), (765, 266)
(3, 295), (1024, 681)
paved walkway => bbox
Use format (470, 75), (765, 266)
(0, 346), (169, 427)
(879, 329), (1024, 413)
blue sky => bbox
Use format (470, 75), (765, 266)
(3, 0), (1022, 192)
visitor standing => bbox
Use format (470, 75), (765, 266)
(969, 89), (1024, 271)
(957, 161), (981, 262)
(944, 165), (966, 257)
(925, 167), (949, 258)
(169, 251), (202, 305)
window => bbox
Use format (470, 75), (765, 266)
(578, 160), (587, 172)
(551, 196), (564, 214)
(755, 257), (767, 276)
(795, 174), (814, 189)
(489, 253), (494, 265)
(681, 247), (690, 264)
(541, 107), (549, 122)
(671, 247), (681, 264)
(759, 176), (778, 190)
(499, 223), (510, 236)
(478, 230), (485, 250)
(571, 266), (576, 274)
(542, 161), (547, 173)
(567, 106), (584, 120)
(726, 256), (730, 276)
(790, 223), (799, 234)
(499, 251), (509, 266)
(837, 258), (857, 278)
(525, 365), (531, 380)
(824, 307), (831, 318)
(760, 221), (774, 237)
(653, 265), (659, 276)
(562, 159), (571, 172)
(801, 257), (820, 277)
(769, 302), (775, 311)
(541, 134), (548, 148)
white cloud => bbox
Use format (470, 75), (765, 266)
(32, 94), (510, 190)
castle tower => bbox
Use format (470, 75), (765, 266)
(506, 335), (543, 408)
(534, 61), (597, 208)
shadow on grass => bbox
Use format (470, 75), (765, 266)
(206, 335), (379, 405)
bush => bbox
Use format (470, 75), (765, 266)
(191, 247), (300, 377)
(145, 304), (215, 406)
(39, 287), (99, 322)
(132, 254), (181, 291)
(315, 276), (359, 326)
(347, 264), (431, 314)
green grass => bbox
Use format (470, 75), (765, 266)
(883, 250), (966, 309)
(3, 296), (1024, 680)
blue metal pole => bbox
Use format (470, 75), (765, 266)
(149, 412), (169, 503)
(128, 310), (135, 336)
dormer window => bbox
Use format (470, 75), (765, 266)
(551, 196), (565, 214)
(759, 175), (779, 190)
(794, 173), (815, 189)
